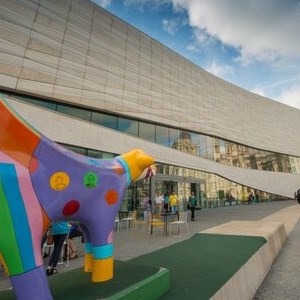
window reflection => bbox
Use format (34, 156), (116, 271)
(14, 95), (57, 111)
(118, 117), (138, 136)
(91, 112), (118, 129)
(87, 149), (115, 159)
(62, 144), (87, 155)
(139, 122), (155, 142)
(57, 105), (91, 121)
(170, 128), (181, 148)
(155, 125), (170, 147)
(8, 91), (300, 175)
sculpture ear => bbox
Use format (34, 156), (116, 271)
(134, 165), (156, 182)
(121, 149), (155, 181)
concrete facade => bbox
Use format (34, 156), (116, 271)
(0, 0), (300, 198)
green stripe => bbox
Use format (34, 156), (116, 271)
(0, 175), (23, 274)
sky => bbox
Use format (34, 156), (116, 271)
(91, 0), (300, 110)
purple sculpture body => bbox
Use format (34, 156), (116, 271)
(0, 96), (156, 299)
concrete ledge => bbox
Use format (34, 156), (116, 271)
(201, 220), (287, 300)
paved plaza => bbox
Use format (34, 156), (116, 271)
(1, 200), (300, 299)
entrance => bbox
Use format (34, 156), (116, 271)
(152, 174), (205, 211)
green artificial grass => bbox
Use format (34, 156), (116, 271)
(0, 233), (266, 300)
(130, 233), (266, 300)
(0, 261), (161, 300)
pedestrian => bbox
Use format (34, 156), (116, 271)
(163, 193), (169, 212)
(188, 191), (198, 221)
(46, 221), (69, 276)
(169, 191), (178, 213)
(143, 193), (152, 219)
(155, 192), (164, 213)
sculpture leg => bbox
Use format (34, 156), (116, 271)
(92, 257), (114, 282)
(92, 244), (114, 282)
(10, 265), (53, 300)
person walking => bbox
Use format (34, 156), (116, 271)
(188, 192), (198, 221)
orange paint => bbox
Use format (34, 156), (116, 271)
(0, 100), (40, 168)
(105, 190), (119, 205)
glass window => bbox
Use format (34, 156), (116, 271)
(14, 95), (57, 111)
(118, 117), (138, 136)
(170, 128), (181, 149)
(155, 125), (170, 147)
(206, 136), (214, 160)
(62, 144), (87, 155)
(91, 112), (118, 130)
(218, 139), (226, 155)
(139, 122), (155, 142)
(198, 134), (207, 158)
(57, 105), (91, 121)
(190, 132), (200, 156)
(87, 149), (115, 159)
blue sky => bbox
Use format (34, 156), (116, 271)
(91, 0), (300, 110)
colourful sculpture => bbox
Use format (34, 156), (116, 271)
(0, 95), (156, 300)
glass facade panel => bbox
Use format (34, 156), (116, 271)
(57, 105), (91, 121)
(91, 112), (118, 129)
(155, 125), (170, 146)
(206, 136), (214, 160)
(87, 149), (115, 159)
(139, 122), (155, 142)
(13, 94), (57, 111)
(190, 133), (200, 156)
(62, 144), (87, 155)
(117, 117), (138, 136)
(170, 128), (181, 149)
(198, 134), (207, 157)
(5, 91), (300, 175)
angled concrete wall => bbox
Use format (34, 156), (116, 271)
(1, 0), (300, 199)
(0, 0), (299, 158)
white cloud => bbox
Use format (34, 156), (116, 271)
(205, 61), (233, 78)
(162, 19), (178, 35)
(90, 0), (112, 8)
(170, 0), (300, 64)
(276, 85), (300, 110)
(250, 87), (267, 98)
(186, 44), (198, 52)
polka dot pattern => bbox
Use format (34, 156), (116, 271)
(62, 200), (80, 216)
(105, 190), (119, 205)
(50, 172), (70, 191)
(29, 156), (39, 173)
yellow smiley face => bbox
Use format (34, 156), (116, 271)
(50, 172), (70, 191)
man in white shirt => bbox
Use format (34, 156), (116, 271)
(155, 192), (164, 213)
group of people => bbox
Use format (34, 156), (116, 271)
(42, 221), (83, 276)
(152, 191), (180, 214)
(153, 191), (199, 221)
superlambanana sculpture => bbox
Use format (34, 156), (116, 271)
(0, 95), (156, 300)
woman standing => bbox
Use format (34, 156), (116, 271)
(188, 192), (198, 221)
(46, 221), (69, 276)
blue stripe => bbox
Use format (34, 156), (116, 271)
(0, 164), (35, 271)
(116, 157), (131, 185)
(85, 242), (92, 254)
(93, 244), (113, 259)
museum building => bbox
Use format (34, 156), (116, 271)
(1, 0), (300, 211)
